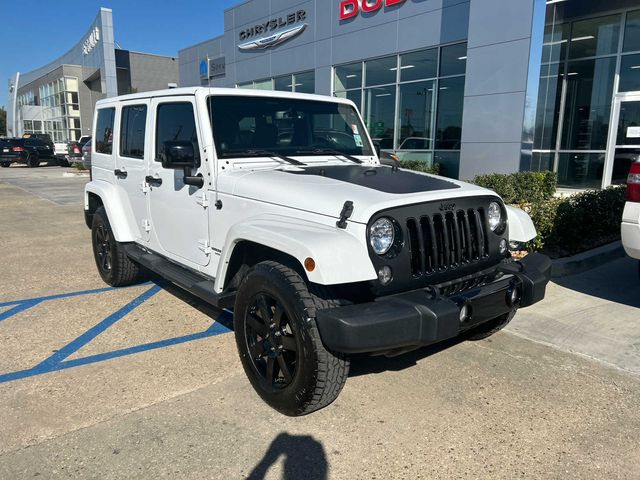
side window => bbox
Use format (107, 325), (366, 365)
(95, 108), (115, 154)
(155, 103), (200, 163)
(120, 105), (147, 159)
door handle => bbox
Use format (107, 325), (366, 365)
(145, 175), (163, 187)
(114, 169), (128, 179)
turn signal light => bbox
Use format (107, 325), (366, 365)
(304, 257), (316, 272)
(628, 163), (640, 203)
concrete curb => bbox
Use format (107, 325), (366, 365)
(551, 241), (626, 278)
(62, 171), (90, 178)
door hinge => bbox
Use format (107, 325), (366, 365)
(143, 219), (151, 233)
(198, 239), (212, 255)
(141, 180), (150, 194)
(196, 192), (209, 208)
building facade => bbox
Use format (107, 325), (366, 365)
(179, 0), (640, 188)
(7, 8), (178, 144)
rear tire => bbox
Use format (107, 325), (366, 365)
(26, 153), (40, 168)
(91, 207), (146, 287)
(0, 162), (10, 168)
(466, 310), (517, 341)
(234, 261), (349, 416)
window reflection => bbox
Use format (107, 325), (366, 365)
(568, 15), (621, 59)
(436, 77), (465, 150)
(397, 80), (435, 150)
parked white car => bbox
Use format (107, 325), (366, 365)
(622, 160), (640, 260)
(84, 88), (551, 416)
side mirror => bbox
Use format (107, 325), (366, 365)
(161, 140), (198, 169)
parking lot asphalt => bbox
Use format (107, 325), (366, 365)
(1, 164), (639, 479)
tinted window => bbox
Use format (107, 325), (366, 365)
(120, 105), (147, 159)
(95, 108), (115, 154)
(155, 103), (200, 163)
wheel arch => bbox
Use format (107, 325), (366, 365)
(84, 181), (140, 241)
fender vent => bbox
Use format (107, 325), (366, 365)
(406, 209), (489, 278)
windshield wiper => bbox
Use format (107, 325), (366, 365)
(295, 148), (363, 164)
(231, 149), (305, 166)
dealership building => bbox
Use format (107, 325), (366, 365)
(178, 0), (640, 187)
(6, 8), (178, 145)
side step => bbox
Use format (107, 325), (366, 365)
(123, 244), (236, 309)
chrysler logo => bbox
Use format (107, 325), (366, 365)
(238, 23), (307, 51)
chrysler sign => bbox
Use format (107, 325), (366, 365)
(340, 0), (407, 20)
(238, 10), (307, 51)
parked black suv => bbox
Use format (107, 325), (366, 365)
(0, 138), (55, 168)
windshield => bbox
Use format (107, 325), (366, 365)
(208, 95), (373, 159)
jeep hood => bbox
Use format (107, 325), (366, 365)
(219, 164), (497, 224)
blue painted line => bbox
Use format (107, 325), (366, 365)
(37, 285), (162, 368)
(0, 300), (42, 322)
(0, 283), (151, 308)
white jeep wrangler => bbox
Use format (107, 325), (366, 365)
(84, 88), (551, 416)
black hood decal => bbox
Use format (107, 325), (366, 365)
(284, 165), (460, 194)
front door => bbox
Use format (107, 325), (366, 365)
(147, 97), (210, 267)
(605, 94), (640, 187)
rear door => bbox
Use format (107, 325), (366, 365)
(147, 96), (210, 267)
(115, 101), (151, 242)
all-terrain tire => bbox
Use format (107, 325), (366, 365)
(234, 261), (349, 416)
(91, 207), (145, 287)
(466, 309), (517, 341)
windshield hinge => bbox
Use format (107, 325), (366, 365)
(336, 201), (354, 229)
(198, 239), (212, 256)
(196, 192), (209, 208)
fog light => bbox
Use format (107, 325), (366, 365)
(459, 303), (471, 323)
(507, 285), (522, 307)
(378, 266), (393, 285)
(499, 239), (508, 255)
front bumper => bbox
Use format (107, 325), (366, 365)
(316, 253), (551, 354)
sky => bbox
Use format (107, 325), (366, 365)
(0, 0), (241, 108)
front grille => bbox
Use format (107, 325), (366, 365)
(406, 209), (489, 278)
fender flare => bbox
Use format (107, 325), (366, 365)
(84, 181), (140, 242)
(215, 215), (377, 290)
(506, 205), (537, 243)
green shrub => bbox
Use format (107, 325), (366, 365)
(526, 186), (626, 257)
(473, 171), (557, 204)
(399, 160), (441, 175)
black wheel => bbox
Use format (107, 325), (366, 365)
(26, 153), (40, 168)
(466, 310), (517, 341)
(58, 159), (70, 167)
(91, 207), (145, 287)
(234, 261), (349, 416)
(0, 162), (10, 168)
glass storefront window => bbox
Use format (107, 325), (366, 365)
(531, 152), (554, 172)
(557, 152), (605, 188)
(561, 57), (616, 150)
(274, 75), (290, 92)
(364, 85), (396, 148)
(542, 22), (570, 64)
(399, 49), (437, 82)
(334, 90), (362, 111)
(334, 62), (362, 90)
(253, 79), (273, 90)
(294, 71), (315, 94)
(569, 15), (621, 59)
(435, 77), (465, 150)
(434, 151), (460, 179)
(238, 82), (254, 89)
(397, 80), (435, 150)
(365, 56), (397, 87)
(440, 43), (467, 77)
(624, 10), (640, 52)
(534, 62), (563, 150)
(619, 54), (640, 92)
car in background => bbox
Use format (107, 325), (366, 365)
(82, 137), (92, 171)
(65, 136), (92, 167)
(622, 159), (640, 262)
(0, 137), (55, 168)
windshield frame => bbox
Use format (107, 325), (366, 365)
(207, 94), (374, 160)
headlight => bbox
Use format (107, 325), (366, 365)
(488, 202), (503, 232)
(370, 217), (395, 255)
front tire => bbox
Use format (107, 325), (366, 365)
(91, 207), (145, 287)
(234, 261), (349, 416)
(466, 310), (517, 340)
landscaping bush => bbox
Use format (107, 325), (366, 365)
(399, 160), (440, 175)
(473, 171), (557, 204)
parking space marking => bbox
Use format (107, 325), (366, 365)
(0, 285), (233, 385)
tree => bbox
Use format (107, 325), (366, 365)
(0, 106), (6, 137)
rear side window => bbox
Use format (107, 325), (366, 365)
(95, 108), (115, 154)
(155, 103), (200, 163)
(120, 105), (147, 159)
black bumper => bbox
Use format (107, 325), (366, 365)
(316, 253), (552, 354)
